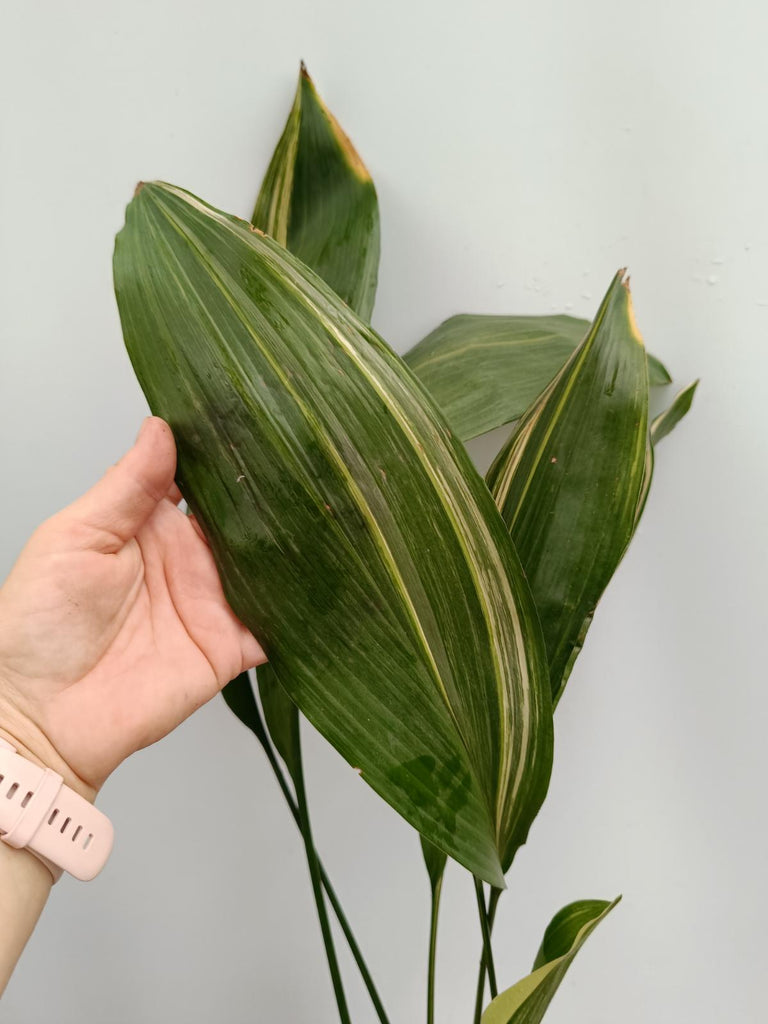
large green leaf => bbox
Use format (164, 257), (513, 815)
(481, 898), (620, 1024)
(486, 272), (649, 705)
(404, 313), (670, 442)
(114, 182), (553, 885)
(251, 63), (380, 321)
(253, 63), (454, 885)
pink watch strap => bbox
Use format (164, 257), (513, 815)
(0, 738), (113, 882)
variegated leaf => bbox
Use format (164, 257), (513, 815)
(486, 272), (649, 704)
(252, 63), (380, 321)
(481, 898), (620, 1023)
(114, 182), (553, 885)
(405, 313), (671, 442)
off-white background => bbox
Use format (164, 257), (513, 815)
(1, 1), (764, 1021)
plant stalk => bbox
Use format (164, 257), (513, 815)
(473, 879), (498, 1022)
(243, 699), (392, 1024)
(294, 742), (352, 1024)
(427, 873), (444, 1024)
(472, 886), (502, 1023)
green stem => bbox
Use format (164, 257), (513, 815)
(240, 696), (392, 1024)
(473, 879), (498, 1019)
(427, 874), (444, 1024)
(294, 742), (351, 1024)
(472, 887), (502, 1023)
(322, 868), (391, 1024)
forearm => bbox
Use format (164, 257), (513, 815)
(0, 842), (52, 996)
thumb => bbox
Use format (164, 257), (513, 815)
(61, 417), (177, 551)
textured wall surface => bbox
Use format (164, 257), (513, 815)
(1, 1), (764, 1021)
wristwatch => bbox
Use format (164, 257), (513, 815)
(0, 738), (113, 882)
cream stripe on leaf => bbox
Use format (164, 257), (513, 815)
(486, 271), (650, 706)
(242, 66), (381, 813)
(481, 898), (620, 1024)
(251, 63), (380, 322)
(404, 312), (672, 442)
(114, 182), (553, 885)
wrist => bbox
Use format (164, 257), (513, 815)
(0, 733), (113, 882)
(0, 715), (97, 806)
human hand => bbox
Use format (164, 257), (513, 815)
(0, 417), (265, 802)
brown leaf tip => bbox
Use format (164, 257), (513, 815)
(295, 63), (372, 183)
(327, 110), (372, 182)
(134, 181), (146, 197)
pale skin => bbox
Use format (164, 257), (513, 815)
(0, 417), (266, 995)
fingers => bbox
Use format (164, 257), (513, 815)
(166, 481), (183, 505)
(187, 513), (209, 545)
(240, 628), (268, 672)
(61, 417), (177, 552)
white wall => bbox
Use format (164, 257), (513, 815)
(1, 1), (764, 1021)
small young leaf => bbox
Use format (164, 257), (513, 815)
(651, 379), (699, 445)
(258, 665), (301, 784)
(114, 182), (553, 886)
(481, 897), (620, 1023)
(404, 313), (671, 442)
(221, 671), (270, 749)
(486, 272), (649, 704)
(252, 63), (380, 321)
(633, 379), (699, 530)
(648, 352), (672, 387)
(421, 836), (448, 895)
